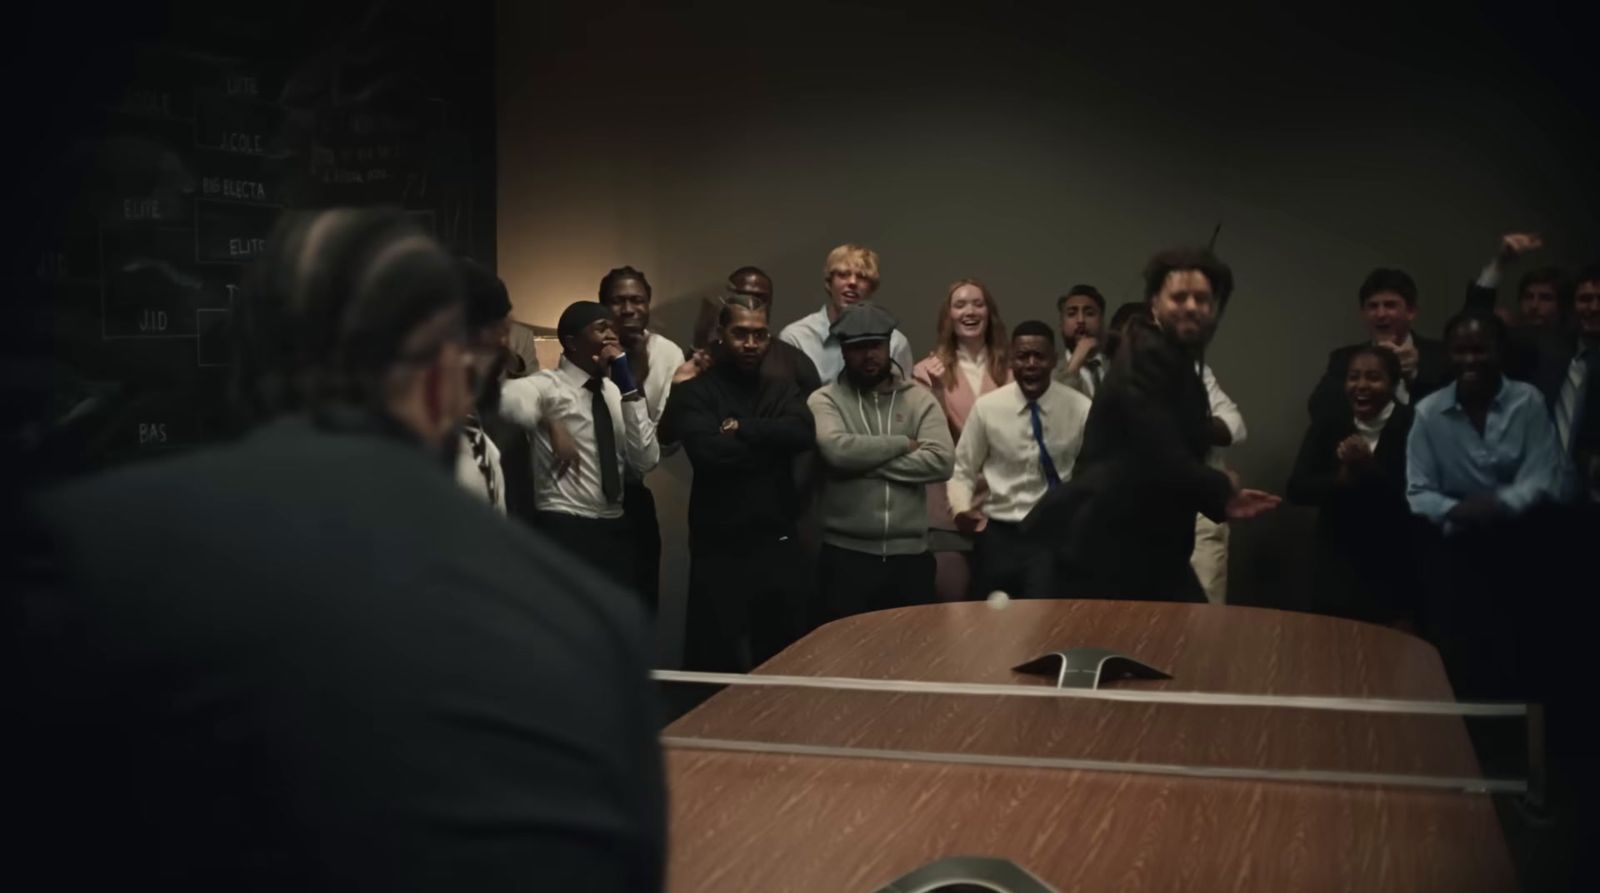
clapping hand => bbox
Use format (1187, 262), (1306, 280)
(1335, 434), (1373, 467)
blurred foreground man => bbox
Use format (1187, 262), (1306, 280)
(13, 209), (665, 891)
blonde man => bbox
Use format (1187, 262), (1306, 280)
(780, 243), (914, 382)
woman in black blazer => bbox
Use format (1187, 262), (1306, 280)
(1287, 346), (1422, 625)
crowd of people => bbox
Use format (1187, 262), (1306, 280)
(461, 233), (1595, 701)
(15, 208), (1596, 886)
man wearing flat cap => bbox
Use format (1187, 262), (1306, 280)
(807, 303), (955, 622)
(501, 300), (660, 591)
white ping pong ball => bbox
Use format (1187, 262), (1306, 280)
(986, 591), (1011, 610)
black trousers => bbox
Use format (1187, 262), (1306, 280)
(969, 520), (1053, 600)
(816, 544), (935, 624)
(623, 482), (660, 613)
(684, 531), (809, 673)
(533, 511), (636, 596)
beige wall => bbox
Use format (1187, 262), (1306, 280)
(497, 2), (1599, 664)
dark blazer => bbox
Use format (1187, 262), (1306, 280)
(1464, 281), (1599, 477)
(14, 414), (665, 891)
(1024, 318), (1232, 602)
(1306, 335), (1449, 422)
(1286, 404), (1422, 622)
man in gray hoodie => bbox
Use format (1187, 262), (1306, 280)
(808, 303), (955, 622)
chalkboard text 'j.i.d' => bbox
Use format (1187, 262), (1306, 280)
(139, 309), (169, 332)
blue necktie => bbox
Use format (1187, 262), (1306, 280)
(1029, 400), (1061, 489)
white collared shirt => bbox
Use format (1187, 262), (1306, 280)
(948, 380), (1092, 523)
(1200, 363), (1247, 470)
(455, 417), (506, 514)
(632, 330), (686, 472)
(500, 356), (660, 520)
(1556, 344), (1591, 453)
(778, 305), (916, 383)
(637, 330), (686, 426)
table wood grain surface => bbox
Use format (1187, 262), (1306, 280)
(664, 600), (1517, 892)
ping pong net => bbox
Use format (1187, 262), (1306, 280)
(656, 670), (1537, 798)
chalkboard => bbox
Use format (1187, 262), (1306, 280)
(19, 1), (495, 472)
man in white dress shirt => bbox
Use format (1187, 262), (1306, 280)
(949, 320), (1092, 600)
(779, 243), (914, 381)
(1190, 364), (1248, 603)
(500, 300), (660, 594)
(599, 266), (685, 611)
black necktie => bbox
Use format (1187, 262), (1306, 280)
(584, 377), (622, 503)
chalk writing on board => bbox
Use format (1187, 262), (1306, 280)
(218, 132), (266, 154)
(201, 177), (268, 201)
(138, 309), (170, 333)
(225, 75), (259, 97)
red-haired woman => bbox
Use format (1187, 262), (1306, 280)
(912, 279), (1011, 601)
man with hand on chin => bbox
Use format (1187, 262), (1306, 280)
(1026, 247), (1281, 603)
(1055, 284), (1108, 399)
(505, 300), (659, 593)
(598, 266), (684, 612)
(1307, 268), (1449, 421)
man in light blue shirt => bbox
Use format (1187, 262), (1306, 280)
(779, 243), (914, 381)
(1407, 312), (1569, 532)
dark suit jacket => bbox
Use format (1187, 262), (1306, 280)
(1024, 319), (1232, 602)
(13, 414), (665, 892)
(1306, 335), (1449, 422)
(1286, 404), (1422, 621)
(1463, 282), (1599, 480)
(1464, 282), (1578, 400)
